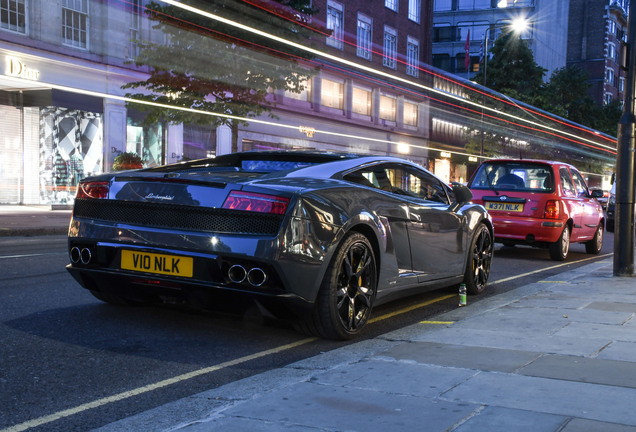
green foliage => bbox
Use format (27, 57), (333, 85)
(123, 0), (317, 147)
(113, 152), (143, 171)
(472, 36), (621, 138)
(472, 33), (546, 105)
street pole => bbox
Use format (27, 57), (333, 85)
(614, 0), (636, 276)
(480, 29), (488, 157)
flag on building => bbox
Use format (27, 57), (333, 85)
(464, 30), (470, 70)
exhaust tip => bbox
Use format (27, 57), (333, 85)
(80, 248), (92, 264)
(70, 247), (81, 264)
(228, 264), (247, 283)
(247, 268), (267, 287)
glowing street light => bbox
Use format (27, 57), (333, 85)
(481, 17), (530, 86)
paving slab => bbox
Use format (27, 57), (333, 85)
(442, 372), (636, 425)
(554, 321), (636, 342)
(596, 340), (636, 362)
(408, 326), (610, 356)
(215, 381), (480, 432)
(560, 418), (636, 432)
(518, 354), (636, 388)
(312, 357), (477, 398)
(453, 406), (567, 432)
(378, 341), (541, 373)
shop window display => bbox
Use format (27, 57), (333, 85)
(40, 107), (103, 205)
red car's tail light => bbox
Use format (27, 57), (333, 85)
(222, 191), (289, 215)
(76, 181), (110, 199)
(545, 200), (560, 219)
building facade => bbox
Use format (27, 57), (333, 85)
(567, 0), (628, 106)
(432, 0), (568, 80)
(0, 0), (616, 206)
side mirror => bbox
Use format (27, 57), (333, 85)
(449, 182), (472, 212)
(452, 182), (473, 204)
(590, 189), (604, 198)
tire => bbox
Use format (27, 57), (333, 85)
(549, 225), (570, 261)
(585, 223), (604, 254)
(311, 232), (377, 340)
(464, 223), (493, 295)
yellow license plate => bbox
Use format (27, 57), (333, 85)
(121, 250), (193, 278)
(486, 202), (524, 212)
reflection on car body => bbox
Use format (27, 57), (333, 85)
(66, 151), (494, 340)
(468, 159), (604, 261)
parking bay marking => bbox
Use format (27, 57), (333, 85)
(2, 252), (612, 432)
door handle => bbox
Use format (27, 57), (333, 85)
(410, 213), (421, 222)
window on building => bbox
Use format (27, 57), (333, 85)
(432, 53), (451, 71)
(326, 1), (343, 49)
(605, 94), (613, 105)
(1, 0), (26, 33)
(433, 24), (458, 43)
(62, 0), (88, 48)
(404, 102), (418, 126)
(605, 68), (615, 85)
(406, 37), (419, 77)
(620, 77), (625, 92)
(496, 0), (533, 7)
(608, 19), (616, 35)
(129, 0), (141, 59)
(352, 87), (372, 116)
(408, 0), (420, 22)
(458, 0), (491, 10)
(385, 0), (398, 12)
(357, 14), (372, 60)
(321, 78), (343, 109)
(379, 95), (396, 121)
(285, 75), (312, 101)
(434, 0), (452, 11)
(383, 26), (397, 69)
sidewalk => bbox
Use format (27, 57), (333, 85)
(2, 206), (636, 431)
(0, 204), (71, 236)
(88, 258), (636, 432)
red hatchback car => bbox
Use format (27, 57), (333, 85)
(467, 159), (604, 261)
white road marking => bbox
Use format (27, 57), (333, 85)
(0, 338), (316, 432)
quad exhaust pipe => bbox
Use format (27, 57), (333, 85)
(70, 247), (92, 264)
(228, 264), (267, 287)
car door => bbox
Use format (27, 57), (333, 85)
(559, 167), (586, 238)
(569, 167), (602, 239)
(381, 164), (466, 281)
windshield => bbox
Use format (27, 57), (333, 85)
(470, 162), (555, 193)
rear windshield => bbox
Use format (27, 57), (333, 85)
(470, 162), (555, 192)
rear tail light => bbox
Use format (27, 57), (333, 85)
(545, 200), (560, 219)
(222, 191), (289, 215)
(76, 181), (110, 199)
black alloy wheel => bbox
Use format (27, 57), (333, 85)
(314, 232), (377, 340)
(465, 223), (493, 295)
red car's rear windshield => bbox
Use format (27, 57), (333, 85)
(469, 162), (555, 193)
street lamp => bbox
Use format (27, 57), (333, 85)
(481, 17), (530, 87)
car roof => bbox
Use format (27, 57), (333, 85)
(480, 159), (578, 169)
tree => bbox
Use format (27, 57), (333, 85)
(124, 0), (317, 152)
(472, 32), (546, 105)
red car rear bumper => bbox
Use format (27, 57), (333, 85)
(492, 216), (564, 244)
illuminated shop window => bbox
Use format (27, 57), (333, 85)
(352, 87), (372, 116)
(379, 95), (396, 121)
(404, 102), (418, 126)
(321, 78), (344, 109)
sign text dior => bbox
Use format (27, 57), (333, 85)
(6, 57), (40, 81)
